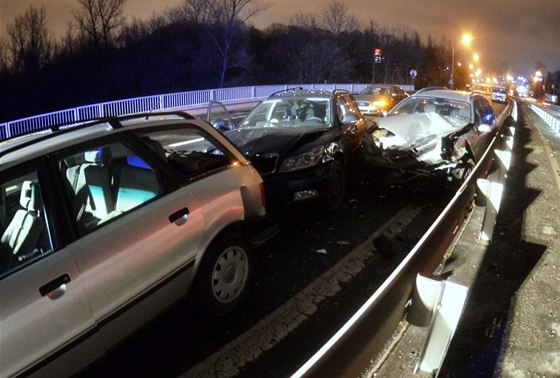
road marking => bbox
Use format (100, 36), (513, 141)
(181, 203), (424, 378)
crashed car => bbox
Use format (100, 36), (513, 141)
(362, 89), (497, 183)
(218, 88), (370, 209)
(354, 84), (409, 116)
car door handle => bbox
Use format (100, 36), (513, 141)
(169, 207), (189, 226)
(40, 274), (71, 300)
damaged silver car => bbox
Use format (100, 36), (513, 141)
(362, 89), (497, 184)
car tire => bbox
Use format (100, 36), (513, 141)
(194, 232), (252, 316)
(325, 160), (346, 209)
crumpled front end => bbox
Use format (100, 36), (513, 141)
(362, 122), (471, 179)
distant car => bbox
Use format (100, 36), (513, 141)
(218, 88), (370, 209)
(491, 86), (508, 103)
(361, 90), (497, 184)
(0, 112), (277, 377)
(354, 84), (409, 116)
(543, 93), (559, 105)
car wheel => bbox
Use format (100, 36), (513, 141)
(194, 232), (252, 316)
(325, 160), (346, 209)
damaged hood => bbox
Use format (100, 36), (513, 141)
(224, 126), (332, 157)
(376, 113), (461, 146)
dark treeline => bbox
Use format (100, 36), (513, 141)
(1, 0), (556, 123)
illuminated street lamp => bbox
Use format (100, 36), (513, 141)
(534, 70), (543, 99)
(450, 33), (472, 89)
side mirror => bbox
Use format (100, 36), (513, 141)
(342, 114), (359, 123)
(478, 124), (493, 133)
(211, 120), (229, 132)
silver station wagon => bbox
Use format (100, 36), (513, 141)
(0, 112), (277, 377)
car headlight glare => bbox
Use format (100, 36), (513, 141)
(280, 146), (324, 172)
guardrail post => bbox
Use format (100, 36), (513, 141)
(413, 275), (468, 375)
(478, 126), (514, 241)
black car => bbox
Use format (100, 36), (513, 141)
(222, 88), (370, 209)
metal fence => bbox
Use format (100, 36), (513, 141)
(530, 104), (560, 133)
(0, 83), (414, 141)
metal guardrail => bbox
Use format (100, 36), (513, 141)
(530, 104), (560, 133)
(0, 83), (414, 141)
(292, 101), (516, 378)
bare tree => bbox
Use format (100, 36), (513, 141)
(290, 13), (320, 29)
(179, 0), (269, 87)
(73, 0), (127, 47)
(5, 5), (53, 74)
(321, 1), (359, 38)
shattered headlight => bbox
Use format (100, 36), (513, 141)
(279, 146), (324, 172)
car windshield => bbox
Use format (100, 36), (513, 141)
(239, 97), (331, 129)
(388, 97), (471, 127)
(493, 87), (507, 94)
(361, 86), (389, 95)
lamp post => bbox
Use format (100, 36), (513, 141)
(534, 70), (543, 100)
(450, 33), (472, 89)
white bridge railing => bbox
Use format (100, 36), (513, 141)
(0, 83), (414, 141)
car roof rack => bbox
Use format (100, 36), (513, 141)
(414, 87), (449, 94)
(268, 87), (349, 98)
(0, 111), (195, 158)
(269, 87), (304, 97)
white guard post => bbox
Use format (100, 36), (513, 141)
(408, 274), (468, 377)
(478, 126), (515, 241)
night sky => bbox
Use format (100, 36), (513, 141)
(1, 0), (559, 77)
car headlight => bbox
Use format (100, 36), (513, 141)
(373, 100), (387, 108)
(280, 146), (324, 173)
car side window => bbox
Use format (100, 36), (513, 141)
(58, 142), (165, 235)
(337, 95), (361, 122)
(0, 170), (53, 277)
(140, 128), (235, 180)
(343, 94), (362, 116)
(336, 97), (349, 121)
(474, 98), (494, 126)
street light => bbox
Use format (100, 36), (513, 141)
(534, 70), (543, 99)
(450, 33), (472, 89)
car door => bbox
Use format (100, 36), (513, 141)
(59, 126), (243, 350)
(56, 135), (206, 350)
(337, 94), (369, 155)
(470, 98), (497, 159)
(0, 165), (103, 378)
